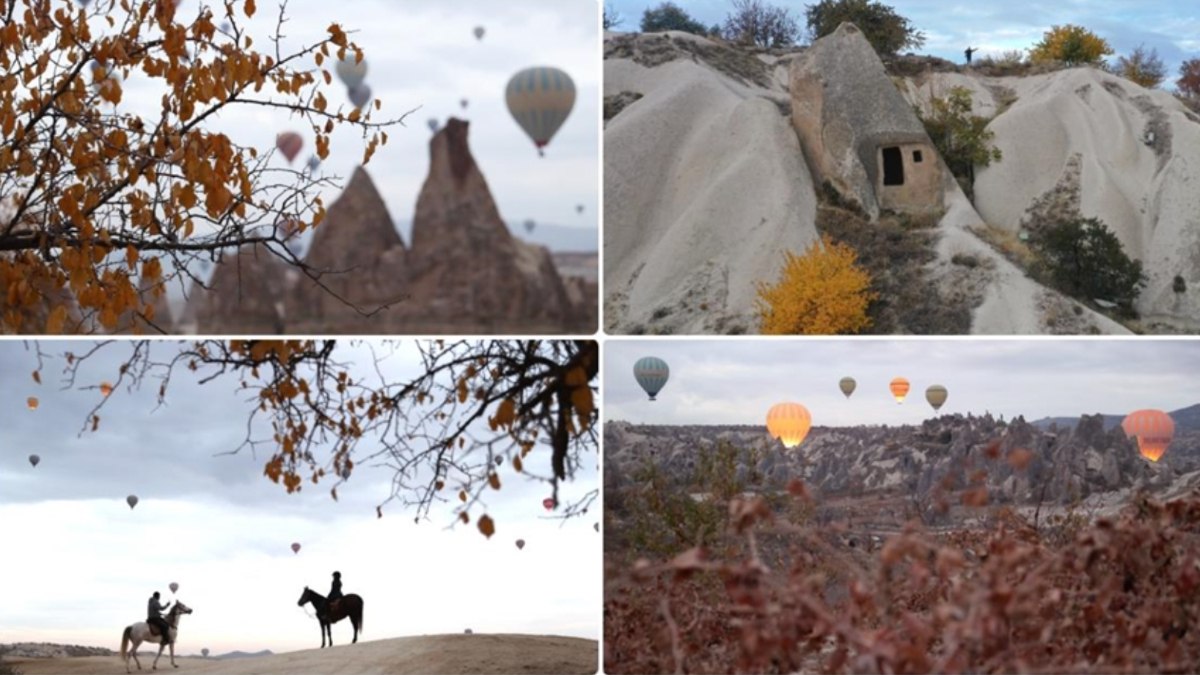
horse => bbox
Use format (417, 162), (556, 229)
(297, 586), (363, 648)
(120, 600), (193, 673)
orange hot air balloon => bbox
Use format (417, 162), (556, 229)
(100, 382), (113, 397)
(766, 402), (812, 448)
(26, 396), (38, 410)
(1121, 409), (1175, 462)
(889, 377), (910, 404)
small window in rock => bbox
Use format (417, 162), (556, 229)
(882, 146), (904, 186)
(913, 150), (923, 163)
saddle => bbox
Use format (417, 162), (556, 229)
(325, 599), (342, 616)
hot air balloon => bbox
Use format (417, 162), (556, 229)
(925, 385), (948, 412)
(1122, 409), (1175, 462)
(542, 497), (555, 511)
(291, 542), (301, 554)
(348, 83), (372, 110)
(28, 454), (40, 467)
(169, 582), (179, 594)
(26, 396), (38, 410)
(523, 219), (536, 233)
(838, 377), (856, 398)
(275, 132), (303, 164)
(576, 204), (584, 215)
(460, 98), (469, 110)
(306, 155), (321, 172)
(594, 523), (599, 532)
(506, 67), (576, 157)
(633, 357), (669, 401)
(100, 382), (113, 397)
(473, 26), (485, 41)
(427, 118), (439, 133)
(126, 495), (139, 509)
(766, 402), (812, 449)
(889, 377), (910, 404)
(335, 56), (368, 89)
(201, 648), (210, 658)
(515, 539), (525, 550)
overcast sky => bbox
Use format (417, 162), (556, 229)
(104, 0), (598, 241)
(607, 0), (1199, 87)
(606, 339), (1200, 427)
(0, 341), (599, 654)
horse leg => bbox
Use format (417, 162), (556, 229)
(131, 637), (143, 671)
(153, 640), (164, 670)
(319, 619), (327, 648)
(169, 638), (178, 668)
(327, 620), (334, 647)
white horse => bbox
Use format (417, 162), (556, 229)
(120, 600), (193, 673)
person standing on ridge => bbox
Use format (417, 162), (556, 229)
(965, 46), (977, 65)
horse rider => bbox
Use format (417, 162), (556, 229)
(147, 591), (173, 644)
(324, 566), (343, 614)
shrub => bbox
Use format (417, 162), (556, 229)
(1034, 216), (1146, 308)
(1113, 44), (1166, 89)
(640, 2), (707, 36)
(1177, 58), (1200, 99)
(804, 0), (925, 58)
(918, 86), (1002, 199)
(722, 0), (800, 48)
(1174, 275), (1187, 294)
(755, 234), (876, 334)
(1029, 24), (1113, 67)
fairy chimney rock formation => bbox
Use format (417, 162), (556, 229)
(405, 118), (578, 331)
(286, 166), (408, 331)
(790, 22), (944, 220)
(188, 244), (289, 334)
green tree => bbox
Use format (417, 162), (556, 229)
(1113, 45), (1166, 89)
(723, 0), (800, 48)
(804, 0), (926, 57)
(1029, 24), (1113, 67)
(640, 2), (708, 35)
(918, 86), (1003, 199)
(1035, 217), (1146, 308)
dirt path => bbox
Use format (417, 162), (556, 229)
(7, 634), (598, 675)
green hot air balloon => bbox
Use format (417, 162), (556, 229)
(633, 357), (669, 401)
(838, 377), (856, 398)
(506, 67), (575, 157)
(926, 384), (948, 411)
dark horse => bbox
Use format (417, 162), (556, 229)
(297, 586), (363, 648)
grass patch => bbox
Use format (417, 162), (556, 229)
(816, 204), (971, 334)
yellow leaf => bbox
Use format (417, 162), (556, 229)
(244, 0), (256, 17)
(513, 455), (523, 473)
(124, 245), (138, 270)
(477, 514), (495, 539)
(458, 490), (467, 503)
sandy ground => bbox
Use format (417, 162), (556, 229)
(6, 634), (598, 675)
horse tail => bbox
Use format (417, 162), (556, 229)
(354, 596), (363, 634)
(120, 625), (131, 660)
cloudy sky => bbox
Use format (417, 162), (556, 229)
(0, 341), (599, 654)
(100, 0), (598, 244)
(607, 0), (1199, 87)
(606, 339), (1200, 427)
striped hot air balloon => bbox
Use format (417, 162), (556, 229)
(506, 67), (575, 157)
(633, 357), (669, 401)
(1122, 409), (1175, 462)
(766, 402), (812, 449)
